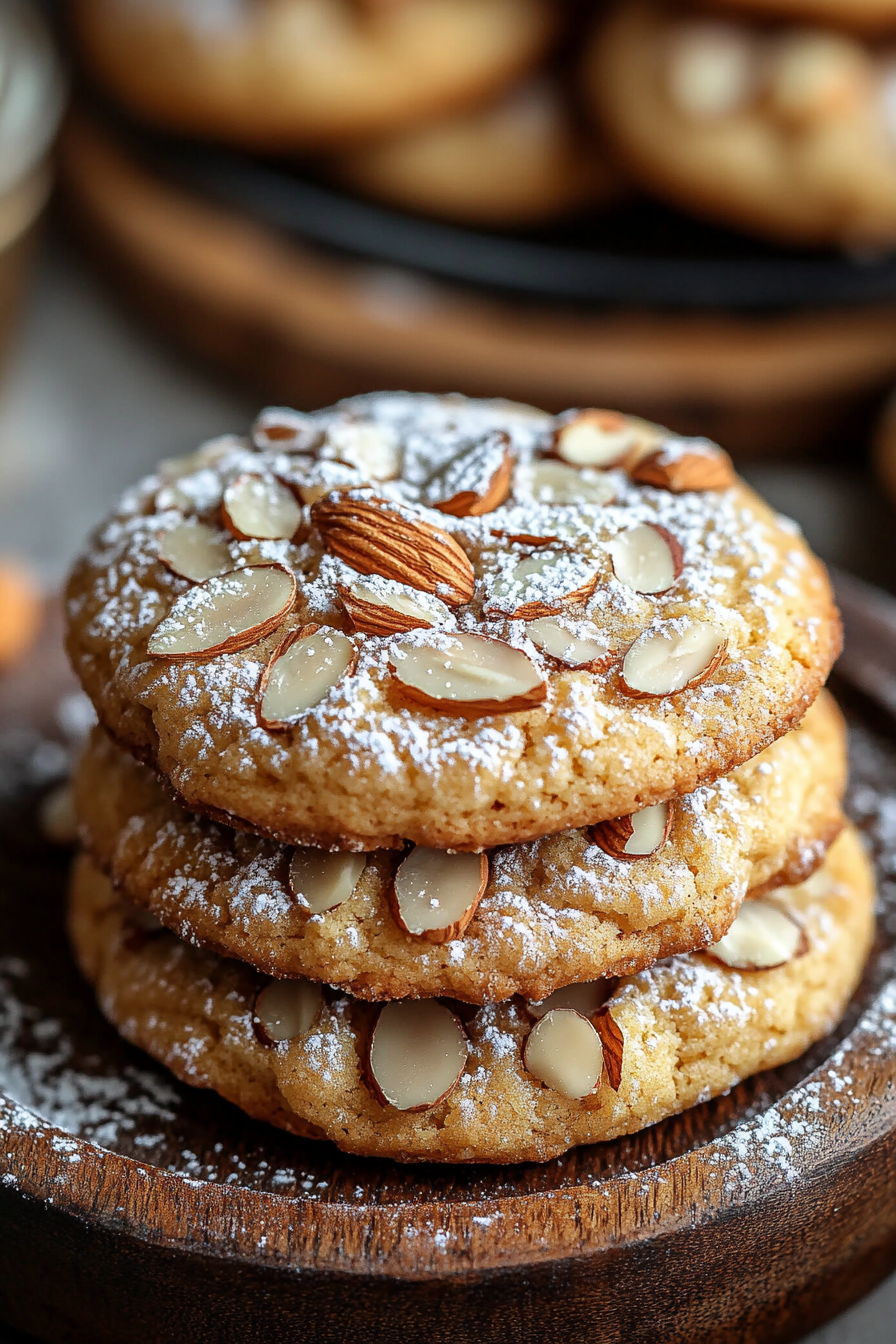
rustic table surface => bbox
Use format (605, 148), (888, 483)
(2, 237), (896, 1344)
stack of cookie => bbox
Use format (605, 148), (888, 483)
(64, 393), (872, 1163)
(71, 0), (619, 228)
(586, 0), (896, 247)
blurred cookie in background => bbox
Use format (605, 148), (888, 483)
(586, 0), (896, 248)
(73, 0), (556, 151)
(331, 77), (622, 227)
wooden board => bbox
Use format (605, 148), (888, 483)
(1, 593), (896, 1344)
(58, 114), (896, 462)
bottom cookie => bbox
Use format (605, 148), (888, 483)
(68, 828), (875, 1164)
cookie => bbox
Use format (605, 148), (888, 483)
(64, 394), (840, 852)
(332, 77), (620, 227)
(68, 826), (875, 1163)
(74, 0), (555, 151)
(586, 1), (896, 247)
(75, 692), (846, 1002)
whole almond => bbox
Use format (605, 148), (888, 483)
(311, 493), (474, 607)
(630, 444), (735, 493)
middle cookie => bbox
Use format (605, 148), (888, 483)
(77, 692), (845, 1004)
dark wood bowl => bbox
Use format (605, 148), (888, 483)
(1, 586), (896, 1344)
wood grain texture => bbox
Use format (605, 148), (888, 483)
(0, 599), (895, 1344)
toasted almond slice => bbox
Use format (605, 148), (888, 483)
(630, 440), (735, 492)
(311, 493), (474, 606)
(594, 1007), (625, 1092)
(491, 530), (560, 547)
(608, 523), (683, 595)
(620, 621), (727, 698)
(222, 473), (302, 542)
(253, 978), (323, 1045)
(289, 849), (367, 915)
(251, 407), (319, 452)
(666, 20), (758, 120)
(518, 459), (616, 506)
(258, 624), (356, 729)
(706, 899), (808, 971)
(590, 802), (673, 861)
(527, 617), (614, 670)
(523, 1009), (604, 1100)
(527, 980), (612, 1020)
(338, 579), (455, 637)
(323, 420), (402, 481)
(390, 633), (546, 717)
(426, 434), (514, 518)
(291, 460), (365, 506)
(158, 520), (232, 583)
(487, 551), (600, 621)
(366, 1000), (469, 1112)
(553, 409), (637, 469)
(148, 565), (296, 660)
(390, 847), (488, 943)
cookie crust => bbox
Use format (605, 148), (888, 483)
(68, 827), (875, 1163)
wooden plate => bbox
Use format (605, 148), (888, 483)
(59, 115), (896, 461)
(1, 589), (896, 1344)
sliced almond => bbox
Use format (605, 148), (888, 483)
(630, 441), (735, 493)
(608, 523), (683, 595)
(517, 459), (616, 507)
(147, 565), (296, 660)
(527, 617), (615, 671)
(338, 578), (455, 637)
(486, 550), (600, 621)
(289, 849), (367, 915)
(311, 493), (474, 606)
(590, 801), (673, 861)
(158, 520), (232, 583)
(253, 978), (323, 1045)
(766, 32), (869, 125)
(706, 899), (807, 971)
(252, 407), (319, 452)
(323, 419), (402, 481)
(390, 633), (546, 717)
(553, 410), (637, 469)
(491, 530), (560, 547)
(258, 624), (356, 729)
(222, 473), (302, 542)
(426, 433), (514, 518)
(666, 20), (758, 120)
(594, 1007), (624, 1092)
(366, 999), (469, 1112)
(390, 847), (488, 943)
(620, 621), (727, 698)
(527, 980), (612, 1020)
(523, 1009), (604, 1100)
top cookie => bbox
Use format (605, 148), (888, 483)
(74, 0), (555, 150)
(64, 393), (840, 852)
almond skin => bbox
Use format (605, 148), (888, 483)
(594, 1008), (624, 1091)
(311, 492), (474, 606)
(630, 445), (735, 493)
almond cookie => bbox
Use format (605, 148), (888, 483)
(64, 393), (840, 852)
(74, 0), (555, 151)
(332, 77), (620, 227)
(587, 1), (896, 247)
(68, 826), (876, 1163)
(75, 692), (846, 1003)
